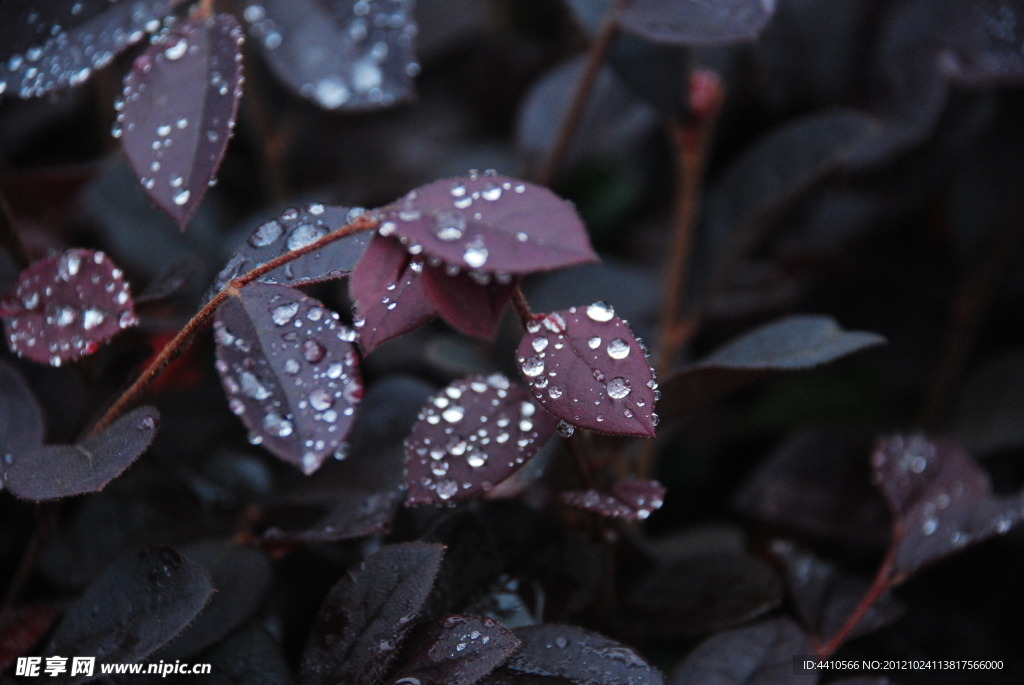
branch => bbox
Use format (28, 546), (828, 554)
(511, 285), (535, 327)
(815, 542), (896, 657)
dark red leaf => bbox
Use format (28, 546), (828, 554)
(668, 617), (814, 685)
(119, 13), (244, 229)
(406, 374), (558, 506)
(770, 540), (904, 641)
(5, 406), (159, 501)
(0, 0), (184, 99)
(0, 361), (45, 466)
(351, 235), (437, 355)
(208, 204), (371, 300)
(871, 435), (1024, 578)
(507, 624), (663, 685)
(561, 479), (665, 521)
(301, 542), (445, 685)
(661, 315), (886, 418)
(0, 605), (58, 673)
(43, 546), (213, 685)
(214, 282), (363, 475)
(623, 553), (782, 640)
(515, 305), (657, 437)
(619, 0), (777, 45)
(378, 174), (597, 276)
(0, 249), (139, 366)
(135, 254), (200, 303)
(240, 0), (418, 111)
(421, 266), (517, 340)
(385, 614), (521, 685)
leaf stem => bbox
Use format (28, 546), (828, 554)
(816, 542), (896, 657)
(196, 0), (216, 19)
(536, 0), (629, 186)
(87, 214), (379, 436)
(511, 285), (535, 327)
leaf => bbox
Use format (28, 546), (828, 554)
(0, 361), (45, 464)
(157, 541), (272, 660)
(0, 249), (139, 366)
(300, 542), (445, 685)
(619, 0), (777, 45)
(934, 0), (1024, 87)
(507, 624), (663, 685)
(199, 622), (292, 685)
(119, 13), (244, 229)
(385, 614), (521, 685)
(208, 204), (371, 300)
(405, 374), (558, 505)
(622, 553), (782, 640)
(135, 255), (200, 304)
(661, 315), (886, 418)
(5, 406), (159, 501)
(952, 352), (1024, 455)
(668, 617), (814, 685)
(213, 282), (362, 475)
(515, 305), (658, 437)
(0, 0), (184, 99)
(240, 0), (418, 111)
(871, 435), (1024, 578)
(480, 669), (574, 685)
(378, 175), (598, 276)
(770, 540), (904, 641)
(421, 266), (517, 340)
(350, 235), (437, 355)
(43, 546), (213, 685)
(0, 605), (58, 673)
(561, 479), (666, 521)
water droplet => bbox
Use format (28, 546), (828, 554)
(263, 413), (293, 437)
(82, 308), (105, 330)
(248, 220), (282, 247)
(588, 336), (601, 349)
(481, 182), (502, 201)
(271, 302), (299, 326)
(436, 480), (459, 500)
(240, 371), (271, 400)
(522, 356), (544, 377)
(463, 238), (488, 269)
(303, 340), (326, 363)
(309, 388), (334, 411)
(442, 405), (465, 423)
(433, 209), (465, 241)
(315, 76), (350, 108)
(165, 39), (188, 60)
(607, 377), (631, 399)
(532, 337), (548, 353)
(287, 223), (327, 251)
(548, 386), (563, 399)
(157, 124), (172, 137)
(173, 190), (191, 206)
(607, 338), (630, 359)
(586, 301), (615, 322)
(467, 453), (486, 468)
(557, 420), (575, 437)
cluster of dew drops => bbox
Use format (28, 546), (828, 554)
(410, 374), (545, 501)
(518, 302), (659, 432)
(214, 295), (361, 474)
(0, 2), (175, 99)
(241, 0), (418, 110)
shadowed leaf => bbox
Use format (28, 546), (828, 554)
(195, 622), (292, 685)
(136, 255), (200, 304)
(562, 480), (666, 521)
(385, 614), (521, 685)
(0, 605), (58, 673)
(421, 266), (516, 340)
(507, 624), (663, 685)
(620, 0), (777, 45)
(120, 13), (244, 228)
(0, 361), (45, 466)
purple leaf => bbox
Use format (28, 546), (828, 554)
(379, 174), (597, 276)
(662, 316), (886, 418)
(240, 0), (418, 111)
(669, 617), (814, 685)
(422, 266), (517, 340)
(405, 374), (558, 505)
(0, 249), (139, 367)
(934, 0), (1024, 87)
(623, 553), (782, 640)
(516, 305), (658, 437)
(871, 435), (1024, 578)
(351, 235), (437, 355)
(300, 542), (445, 685)
(0, 0), (185, 99)
(385, 614), (521, 685)
(208, 204), (371, 300)
(770, 540), (904, 641)
(0, 361), (45, 464)
(214, 283), (362, 475)
(119, 13), (244, 229)
(507, 624), (663, 685)
(43, 546), (213, 685)
(561, 479), (665, 521)
(5, 406), (159, 502)
(619, 0), (777, 45)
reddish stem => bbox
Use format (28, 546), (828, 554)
(816, 542), (897, 657)
(511, 285), (535, 327)
(196, 0), (215, 19)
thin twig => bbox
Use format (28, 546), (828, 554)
(536, 0), (629, 186)
(87, 215), (378, 436)
(0, 187), (30, 268)
(510, 285), (535, 327)
(816, 543), (896, 657)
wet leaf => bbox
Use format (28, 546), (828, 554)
(0, 605), (58, 673)
(241, 0), (418, 111)
(507, 624), (663, 685)
(934, 0), (1024, 87)
(421, 267), (517, 340)
(405, 374), (558, 506)
(379, 174), (597, 276)
(350, 235), (437, 355)
(43, 546), (213, 685)
(619, 0), (777, 45)
(5, 406), (159, 502)
(0, 361), (45, 466)
(119, 13), (244, 229)
(770, 540), (904, 641)
(561, 479), (666, 521)
(662, 315), (886, 419)
(214, 282), (362, 475)
(135, 254), (200, 304)
(0, 249), (139, 366)
(871, 435), (1024, 578)
(623, 553), (782, 640)
(300, 542), (445, 685)
(0, 0), (184, 99)
(516, 306), (658, 437)
(208, 204), (371, 300)
(669, 617), (814, 685)
(385, 614), (521, 685)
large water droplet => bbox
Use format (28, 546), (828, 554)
(82, 308), (105, 330)
(173, 190), (191, 206)
(606, 377), (631, 399)
(303, 340), (325, 363)
(263, 413), (293, 437)
(433, 209), (465, 241)
(240, 371), (271, 400)
(467, 452), (486, 468)
(287, 223), (327, 251)
(271, 302), (299, 326)
(481, 182), (502, 201)
(463, 238), (488, 269)
(249, 220), (283, 247)
(532, 337), (548, 353)
(607, 338), (630, 359)
(442, 405), (465, 423)
(556, 420), (575, 437)
(588, 336), (601, 349)
(522, 356), (544, 377)
(586, 301), (614, 322)
(309, 388), (333, 411)
(165, 39), (188, 60)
